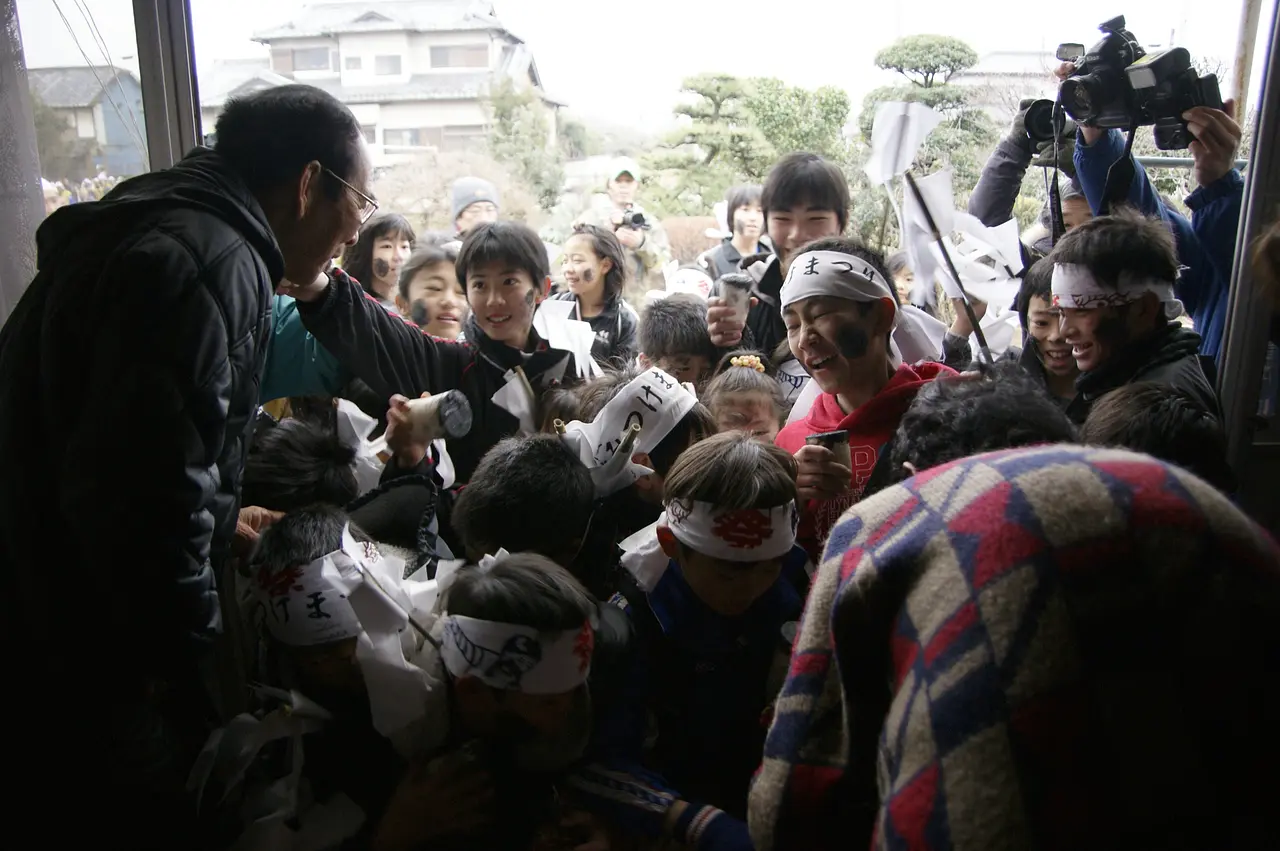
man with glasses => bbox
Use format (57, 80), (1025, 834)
(0, 83), (370, 845)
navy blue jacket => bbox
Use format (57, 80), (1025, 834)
(1074, 129), (1244, 363)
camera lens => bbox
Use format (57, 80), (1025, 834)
(1024, 99), (1057, 143)
(1060, 76), (1100, 122)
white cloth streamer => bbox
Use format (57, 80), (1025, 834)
(560, 367), (698, 497)
(666, 499), (798, 562)
(864, 101), (944, 186)
(533, 299), (604, 379)
(335, 399), (388, 497)
(1051, 263), (1184, 320)
(439, 614), (594, 694)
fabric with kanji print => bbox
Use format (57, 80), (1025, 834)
(748, 444), (1280, 851)
(774, 361), (954, 561)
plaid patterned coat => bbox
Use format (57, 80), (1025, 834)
(749, 444), (1280, 851)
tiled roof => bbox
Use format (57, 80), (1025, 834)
(27, 65), (136, 108)
(253, 0), (510, 41)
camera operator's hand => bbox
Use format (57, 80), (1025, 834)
(616, 227), (645, 250)
(1007, 98), (1038, 150)
(1186, 98), (1241, 188)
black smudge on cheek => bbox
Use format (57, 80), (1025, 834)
(373, 258), (391, 279)
(410, 300), (430, 326)
(524, 288), (536, 307)
(835, 323), (869, 359)
(582, 268), (595, 284)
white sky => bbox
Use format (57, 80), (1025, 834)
(17, 0), (1275, 130)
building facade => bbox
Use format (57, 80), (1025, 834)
(27, 65), (147, 178)
(200, 0), (560, 163)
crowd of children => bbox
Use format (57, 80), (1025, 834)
(197, 129), (1266, 850)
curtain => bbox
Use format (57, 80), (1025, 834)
(0, 0), (44, 324)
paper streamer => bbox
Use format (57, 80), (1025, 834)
(560, 367), (697, 497)
(534, 299), (604, 379)
(492, 369), (537, 435)
(864, 101), (944, 186)
(335, 399), (389, 497)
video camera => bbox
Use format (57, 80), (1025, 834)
(1057, 15), (1223, 150)
(617, 206), (650, 230)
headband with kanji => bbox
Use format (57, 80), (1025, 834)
(439, 615), (595, 694)
(663, 499), (799, 562)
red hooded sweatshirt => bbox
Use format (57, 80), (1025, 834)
(776, 361), (955, 560)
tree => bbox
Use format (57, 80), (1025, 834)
(485, 78), (565, 211)
(558, 114), (601, 160)
(643, 73), (776, 218)
(746, 78), (851, 159)
(873, 35), (979, 87)
(32, 94), (99, 182)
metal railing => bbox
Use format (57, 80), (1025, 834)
(1135, 157), (1251, 169)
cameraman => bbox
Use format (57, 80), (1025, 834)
(574, 158), (672, 294)
(1057, 62), (1244, 365)
(968, 98), (1093, 254)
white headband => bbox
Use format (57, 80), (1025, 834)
(664, 499), (798, 562)
(1051, 263), (1184, 321)
(560, 367), (698, 497)
(252, 536), (365, 647)
(439, 614), (594, 694)
(780, 250), (896, 311)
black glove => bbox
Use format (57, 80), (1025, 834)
(1032, 133), (1077, 178)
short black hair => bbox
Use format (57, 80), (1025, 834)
(638, 294), (718, 362)
(250, 504), (372, 584)
(452, 434), (595, 563)
(886, 250), (911, 278)
(577, 364), (718, 476)
(664, 430), (797, 510)
(1081, 382), (1235, 493)
(762, 152), (850, 233)
(343, 213), (417, 297)
(1048, 208), (1179, 289)
(569, 223), (629, 302)
(398, 243), (460, 302)
(456, 220), (550, 287)
(241, 419), (359, 512)
(1016, 258), (1054, 331)
(444, 551), (595, 632)
(214, 84), (363, 197)
(725, 184), (763, 232)
(877, 362), (1078, 492)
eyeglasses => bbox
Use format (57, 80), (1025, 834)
(323, 167), (378, 224)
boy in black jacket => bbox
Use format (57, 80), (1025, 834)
(285, 221), (586, 487)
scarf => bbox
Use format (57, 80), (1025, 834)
(750, 444), (1280, 851)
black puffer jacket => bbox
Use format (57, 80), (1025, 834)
(0, 148), (281, 689)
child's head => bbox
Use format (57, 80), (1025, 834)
(877, 362), (1077, 492)
(538, 385), (582, 434)
(456, 220), (552, 348)
(452, 434), (595, 568)
(396, 243), (467, 340)
(726, 184), (764, 242)
(343, 212), (416, 300)
(442, 551), (596, 743)
(762, 152), (849, 274)
(578, 364), (718, 503)
(886, 250), (913, 305)
(563, 223), (627, 305)
(780, 236), (897, 398)
(1016, 258), (1077, 381)
(658, 431), (799, 616)
(638, 293), (719, 386)
(1048, 209), (1180, 374)
(704, 349), (787, 442)
(242, 418), (358, 512)
(1081, 382), (1235, 493)
(249, 504), (371, 694)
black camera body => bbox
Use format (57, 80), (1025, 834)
(617, 206), (650, 230)
(1058, 15), (1222, 150)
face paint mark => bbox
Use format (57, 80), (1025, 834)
(834, 323), (869, 359)
(582, 268), (595, 284)
(373, 258), (391, 279)
(410, 300), (430, 327)
(524, 288), (537, 307)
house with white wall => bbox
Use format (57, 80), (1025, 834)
(200, 0), (560, 163)
(28, 65), (147, 178)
